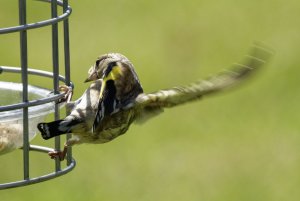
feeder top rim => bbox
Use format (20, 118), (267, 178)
(0, 81), (58, 122)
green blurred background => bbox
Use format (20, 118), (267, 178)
(1, 0), (300, 200)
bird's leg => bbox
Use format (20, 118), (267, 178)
(48, 143), (68, 161)
(48, 138), (79, 161)
(57, 85), (73, 104)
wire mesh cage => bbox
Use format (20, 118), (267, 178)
(0, 0), (76, 189)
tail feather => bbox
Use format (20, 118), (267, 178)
(37, 120), (72, 140)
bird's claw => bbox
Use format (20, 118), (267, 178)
(48, 145), (68, 161)
(48, 150), (66, 161)
(57, 85), (73, 104)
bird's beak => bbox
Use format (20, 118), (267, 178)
(84, 71), (98, 83)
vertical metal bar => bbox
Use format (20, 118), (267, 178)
(51, 0), (61, 171)
(63, 0), (70, 85)
(63, 0), (72, 165)
(19, 0), (29, 180)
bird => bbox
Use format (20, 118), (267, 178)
(37, 43), (273, 160)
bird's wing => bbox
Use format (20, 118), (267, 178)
(135, 43), (273, 120)
(92, 80), (119, 132)
(92, 100), (104, 132)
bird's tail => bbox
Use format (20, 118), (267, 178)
(37, 120), (73, 140)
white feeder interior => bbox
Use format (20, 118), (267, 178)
(0, 81), (56, 155)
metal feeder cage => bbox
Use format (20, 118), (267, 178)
(0, 0), (76, 189)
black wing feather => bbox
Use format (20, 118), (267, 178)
(92, 80), (119, 132)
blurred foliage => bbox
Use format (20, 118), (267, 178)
(1, 0), (300, 200)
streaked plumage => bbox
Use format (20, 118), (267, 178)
(37, 44), (273, 160)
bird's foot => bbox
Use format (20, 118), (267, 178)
(48, 146), (67, 161)
(57, 85), (73, 104)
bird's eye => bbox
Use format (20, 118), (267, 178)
(95, 56), (108, 67)
(95, 59), (100, 67)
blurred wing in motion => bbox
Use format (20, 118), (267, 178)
(135, 43), (273, 122)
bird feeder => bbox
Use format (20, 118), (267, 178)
(0, 0), (76, 189)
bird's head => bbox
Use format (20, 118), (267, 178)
(84, 53), (143, 101)
(84, 53), (126, 83)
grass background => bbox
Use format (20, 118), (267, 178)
(1, 0), (300, 200)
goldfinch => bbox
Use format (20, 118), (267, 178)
(37, 44), (272, 160)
